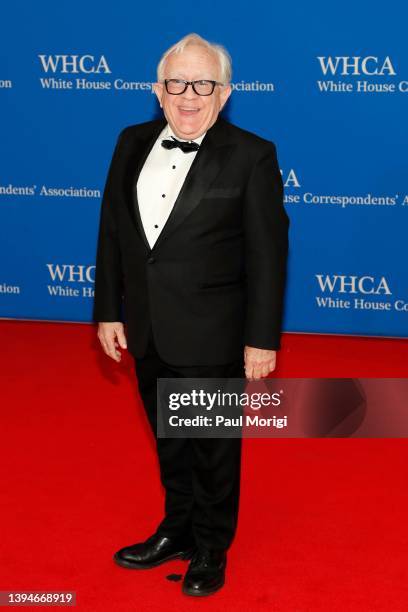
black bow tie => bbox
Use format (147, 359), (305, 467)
(161, 136), (200, 153)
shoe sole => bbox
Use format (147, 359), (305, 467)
(113, 548), (195, 570)
(182, 579), (225, 597)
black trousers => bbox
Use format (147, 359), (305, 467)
(134, 326), (245, 551)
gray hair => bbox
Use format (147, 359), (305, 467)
(157, 33), (232, 84)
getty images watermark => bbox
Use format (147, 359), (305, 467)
(165, 384), (285, 429)
(157, 378), (408, 438)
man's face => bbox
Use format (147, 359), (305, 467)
(154, 45), (231, 141)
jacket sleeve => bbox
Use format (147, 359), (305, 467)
(243, 141), (290, 350)
(92, 130), (126, 322)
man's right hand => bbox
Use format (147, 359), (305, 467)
(97, 322), (127, 362)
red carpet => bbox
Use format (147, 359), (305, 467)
(1, 320), (408, 611)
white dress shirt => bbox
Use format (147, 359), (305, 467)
(137, 123), (206, 248)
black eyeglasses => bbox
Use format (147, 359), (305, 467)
(164, 79), (224, 96)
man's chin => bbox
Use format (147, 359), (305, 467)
(168, 119), (205, 141)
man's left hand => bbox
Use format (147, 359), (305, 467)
(244, 346), (277, 380)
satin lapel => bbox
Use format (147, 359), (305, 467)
(152, 136), (235, 251)
(123, 120), (166, 251)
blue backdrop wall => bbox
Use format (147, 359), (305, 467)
(1, 0), (407, 338)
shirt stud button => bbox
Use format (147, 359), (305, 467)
(154, 224), (159, 228)
(162, 194), (166, 198)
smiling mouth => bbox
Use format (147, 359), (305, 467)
(178, 107), (200, 114)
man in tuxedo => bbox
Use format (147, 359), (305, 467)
(93, 33), (289, 596)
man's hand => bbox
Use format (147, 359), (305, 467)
(97, 322), (127, 362)
(244, 346), (277, 380)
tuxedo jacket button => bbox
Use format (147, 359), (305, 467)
(147, 257), (155, 264)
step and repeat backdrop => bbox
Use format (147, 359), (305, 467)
(0, 0), (407, 338)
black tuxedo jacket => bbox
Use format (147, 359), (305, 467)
(93, 116), (289, 365)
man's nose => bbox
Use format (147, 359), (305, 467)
(181, 84), (200, 99)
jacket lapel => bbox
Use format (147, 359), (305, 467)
(153, 118), (235, 251)
(124, 119), (166, 250)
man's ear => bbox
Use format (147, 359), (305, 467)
(153, 82), (164, 108)
(219, 84), (232, 111)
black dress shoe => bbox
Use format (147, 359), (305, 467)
(114, 533), (195, 569)
(182, 548), (227, 596)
